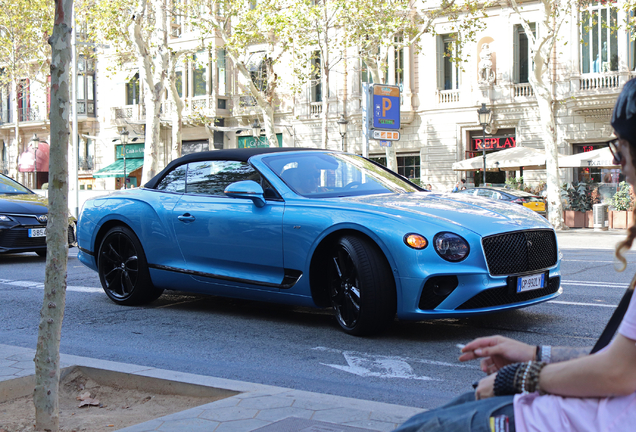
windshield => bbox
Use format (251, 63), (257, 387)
(264, 152), (422, 198)
(0, 175), (32, 195)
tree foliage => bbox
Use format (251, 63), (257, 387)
(0, 0), (54, 178)
(187, 0), (313, 147)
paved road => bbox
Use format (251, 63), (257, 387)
(1, 246), (633, 409)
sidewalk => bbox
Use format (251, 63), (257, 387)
(555, 227), (627, 250)
(0, 344), (422, 432)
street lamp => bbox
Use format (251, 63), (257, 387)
(119, 129), (129, 189)
(31, 134), (39, 189)
(251, 119), (261, 147)
(477, 103), (492, 186)
(337, 114), (348, 151)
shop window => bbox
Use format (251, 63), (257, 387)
(580, 2), (618, 74)
(369, 154), (420, 179)
(574, 143), (621, 184)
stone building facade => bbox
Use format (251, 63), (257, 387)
(0, 0), (632, 195)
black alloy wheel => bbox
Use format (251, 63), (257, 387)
(97, 226), (163, 305)
(328, 235), (396, 336)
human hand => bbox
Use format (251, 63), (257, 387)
(475, 373), (496, 400)
(459, 335), (536, 374)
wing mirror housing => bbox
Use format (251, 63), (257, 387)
(224, 180), (266, 208)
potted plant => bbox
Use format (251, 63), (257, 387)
(608, 182), (635, 229)
(561, 182), (594, 228)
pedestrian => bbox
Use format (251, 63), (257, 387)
(460, 179), (467, 190)
(394, 78), (636, 432)
(452, 181), (460, 193)
(426, 184), (433, 191)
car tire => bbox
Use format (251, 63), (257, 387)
(328, 235), (396, 336)
(97, 226), (163, 306)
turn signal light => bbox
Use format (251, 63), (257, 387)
(404, 233), (428, 250)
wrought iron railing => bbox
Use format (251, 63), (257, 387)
(78, 156), (94, 171)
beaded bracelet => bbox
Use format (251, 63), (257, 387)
(493, 361), (547, 396)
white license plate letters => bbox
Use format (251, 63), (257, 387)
(516, 273), (545, 293)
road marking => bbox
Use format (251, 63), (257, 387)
(549, 300), (617, 308)
(313, 347), (477, 381)
(0, 279), (101, 293)
(561, 280), (628, 289)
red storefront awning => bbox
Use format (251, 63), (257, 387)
(18, 142), (49, 173)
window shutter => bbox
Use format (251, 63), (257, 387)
(436, 36), (444, 90)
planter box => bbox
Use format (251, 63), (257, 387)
(585, 210), (594, 228)
(610, 210), (634, 229)
(563, 210), (586, 228)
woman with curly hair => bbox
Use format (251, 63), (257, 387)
(394, 79), (636, 432)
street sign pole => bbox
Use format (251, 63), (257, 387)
(361, 83), (371, 158)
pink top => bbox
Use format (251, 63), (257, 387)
(514, 290), (636, 432)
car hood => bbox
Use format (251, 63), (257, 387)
(332, 192), (551, 237)
(0, 193), (48, 215)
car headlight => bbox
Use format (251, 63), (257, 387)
(0, 215), (14, 223)
(433, 232), (469, 262)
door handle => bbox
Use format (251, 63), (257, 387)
(177, 213), (196, 223)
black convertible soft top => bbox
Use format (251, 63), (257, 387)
(145, 147), (321, 189)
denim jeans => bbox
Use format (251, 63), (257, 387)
(394, 392), (516, 432)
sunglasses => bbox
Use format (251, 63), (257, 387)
(608, 139), (624, 165)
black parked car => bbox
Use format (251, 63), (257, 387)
(0, 174), (75, 256)
(458, 186), (546, 216)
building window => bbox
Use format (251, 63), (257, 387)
(126, 73), (139, 105)
(1, 84), (9, 123)
(369, 154), (420, 179)
(581, 2), (618, 74)
(513, 23), (535, 83)
(394, 36), (404, 86)
(217, 49), (227, 96)
(249, 52), (268, 93)
(361, 60), (373, 85)
(311, 51), (322, 102)
(213, 118), (225, 149)
(17, 79), (30, 121)
(193, 52), (207, 97)
(77, 57), (96, 116)
(437, 35), (459, 90)
(175, 70), (183, 98)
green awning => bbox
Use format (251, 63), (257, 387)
(93, 158), (144, 178)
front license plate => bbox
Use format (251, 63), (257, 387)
(516, 273), (545, 293)
(28, 228), (46, 238)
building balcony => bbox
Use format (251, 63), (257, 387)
(0, 106), (47, 125)
(78, 156), (94, 172)
(436, 89), (461, 104)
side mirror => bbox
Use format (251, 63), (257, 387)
(224, 180), (266, 208)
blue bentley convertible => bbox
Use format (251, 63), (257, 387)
(77, 148), (561, 335)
